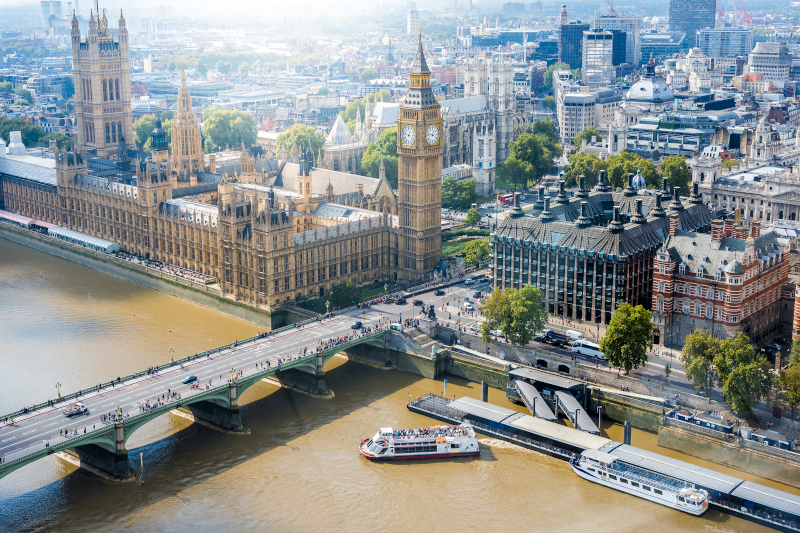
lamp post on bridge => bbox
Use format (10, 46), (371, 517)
(169, 347), (174, 363)
(325, 300), (330, 315)
(56, 382), (62, 398)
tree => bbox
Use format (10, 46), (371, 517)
(660, 155), (692, 196)
(605, 151), (659, 190)
(13, 87), (32, 104)
(202, 108), (256, 152)
(563, 152), (606, 188)
(498, 132), (553, 190)
(0, 81), (12, 93)
(481, 285), (548, 346)
(573, 127), (604, 148)
(714, 332), (774, 416)
(216, 61), (232, 74)
(530, 118), (559, 143)
(160, 110), (174, 121)
(544, 62), (570, 90)
(789, 337), (800, 367)
(359, 68), (380, 82)
(442, 178), (477, 209)
(464, 238), (490, 267)
(0, 117), (44, 147)
(722, 159), (741, 171)
(572, 68), (581, 82)
(238, 62), (249, 78)
(599, 303), (653, 374)
(361, 143), (398, 188)
(781, 366), (800, 420)
(276, 123), (325, 156)
(542, 95), (556, 111)
(665, 363), (672, 381)
(318, 87), (330, 95)
(40, 132), (75, 151)
(330, 282), (362, 307)
(133, 115), (157, 150)
(464, 208), (481, 226)
(376, 127), (397, 156)
(681, 329), (720, 395)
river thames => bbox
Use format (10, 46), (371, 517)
(0, 237), (794, 532)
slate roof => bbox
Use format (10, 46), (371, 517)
(274, 163), (382, 197)
(440, 95), (489, 115)
(664, 229), (783, 276)
(370, 102), (399, 126)
(0, 155), (57, 186)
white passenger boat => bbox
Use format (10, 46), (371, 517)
(359, 423), (480, 460)
(570, 449), (709, 516)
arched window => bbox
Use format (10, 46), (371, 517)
(105, 122), (111, 143)
(111, 122), (117, 142)
(115, 79), (120, 101)
(102, 80), (108, 101)
(700, 172), (705, 182)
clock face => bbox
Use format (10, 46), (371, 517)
(401, 125), (415, 145)
(426, 125), (439, 145)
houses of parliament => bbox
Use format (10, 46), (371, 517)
(0, 11), (443, 315)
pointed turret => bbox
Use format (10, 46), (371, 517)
(379, 156), (386, 181)
(410, 34), (430, 74)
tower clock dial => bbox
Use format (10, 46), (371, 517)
(426, 125), (439, 145)
(401, 125), (415, 145)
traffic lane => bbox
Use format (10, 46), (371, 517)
(0, 315), (384, 455)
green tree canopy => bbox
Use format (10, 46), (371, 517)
(238, 62), (250, 78)
(0, 81), (12, 93)
(544, 62), (570, 90)
(781, 365), (800, 420)
(359, 68), (380, 82)
(362, 143), (398, 188)
(530, 118), (559, 143)
(464, 238), (490, 267)
(599, 303), (653, 374)
(498, 132), (554, 190)
(464, 208), (481, 226)
(714, 332), (774, 416)
(330, 282), (362, 307)
(13, 87), (32, 104)
(133, 114), (157, 151)
(605, 152), (659, 190)
(481, 285), (548, 346)
(572, 127), (604, 148)
(276, 123), (325, 156)
(41, 132), (75, 151)
(721, 159), (741, 171)
(789, 337), (800, 367)
(201, 108), (256, 153)
(681, 329), (719, 395)
(216, 61), (232, 74)
(160, 110), (174, 121)
(0, 117), (44, 147)
(317, 87), (330, 95)
(442, 177), (477, 209)
(542, 95), (556, 110)
(563, 152), (605, 188)
(660, 155), (692, 196)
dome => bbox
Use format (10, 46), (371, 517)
(626, 78), (674, 104)
(724, 260), (744, 275)
(632, 169), (646, 189)
(150, 118), (169, 152)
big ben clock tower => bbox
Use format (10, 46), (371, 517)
(397, 35), (442, 281)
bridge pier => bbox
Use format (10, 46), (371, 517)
(57, 422), (136, 483)
(272, 352), (331, 398)
(172, 383), (250, 434)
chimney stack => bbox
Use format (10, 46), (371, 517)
(752, 220), (761, 239)
(723, 218), (734, 238)
(669, 212), (680, 236)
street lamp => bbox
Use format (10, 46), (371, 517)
(169, 347), (174, 362)
(56, 382), (62, 398)
(325, 300), (330, 314)
(597, 405), (603, 430)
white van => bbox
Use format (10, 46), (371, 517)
(572, 340), (605, 359)
(566, 329), (585, 341)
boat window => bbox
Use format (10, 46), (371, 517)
(451, 443), (460, 449)
(678, 496), (684, 502)
(379, 447), (388, 454)
(588, 468), (595, 472)
(642, 486), (651, 491)
(620, 478), (628, 484)
(654, 489), (662, 495)
(608, 475), (617, 480)
(631, 482), (639, 488)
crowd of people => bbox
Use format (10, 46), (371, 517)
(112, 251), (217, 285)
(392, 425), (468, 439)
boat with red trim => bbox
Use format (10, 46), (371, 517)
(359, 422), (480, 460)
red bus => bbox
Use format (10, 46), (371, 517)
(498, 193), (515, 205)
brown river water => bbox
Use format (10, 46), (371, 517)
(0, 237), (795, 532)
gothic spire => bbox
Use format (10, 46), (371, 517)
(410, 33), (429, 74)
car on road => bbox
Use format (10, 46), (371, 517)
(63, 403), (88, 417)
(463, 302), (474, 310)
(572, 340), (605, 359)
(468, 323), (482, 333)
(490, 329), (503, 337)
(550, 340), (565, 348)
(464, 278), (474, 285)
(473, 291), (482, 298)
(533, 335), (547, 343)
(384, 298), (395, 304)
(434, 289), (445, 296)
(182, 375), (198, 384)
(413, 299), (424, 306)
(351, 321), (363, 329)
(396, 298), (407, 304)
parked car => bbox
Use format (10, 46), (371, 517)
(413, 299), (424, 306)
(533, 335), (547, 343)
(566, 330), (586, 342)
(351, 321), (363, 329)
(396, 298), (407, 304)
(434, 289), (445, 296)
(468, 323), (482, 333)
(490, 329), (503, 337)
(182, 375), (198, 384)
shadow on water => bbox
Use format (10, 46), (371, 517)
(0, 360), (421, 533)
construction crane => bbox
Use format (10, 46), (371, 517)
(734, 0), (752, 28)
(606, 0), (616, 15)
(716, 1), (725, 28)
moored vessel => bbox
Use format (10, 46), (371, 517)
(570, 449), (709, 516)
(360, 422), (480, 460)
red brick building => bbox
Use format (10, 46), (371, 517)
(651, 217), (790, 347)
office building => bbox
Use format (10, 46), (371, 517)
(582, 29), (614, 88)
(747, 42), (793, 82)
(594, 14), (642, 65)
(668, 0), (716, 49)
(697, 28), (753, 59)
(559, 21), (590, 69)
(641, 32), (686, 62)
(407, 10), (420, 35)
(609, 29), (628, 67)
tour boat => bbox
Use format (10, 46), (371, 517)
(570, 449), (709, 516)
(359, 422), (480, 460)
